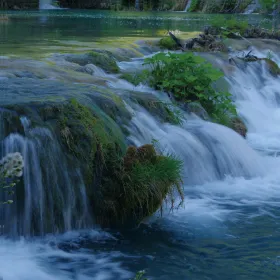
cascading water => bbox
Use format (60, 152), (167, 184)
(0, 113), (92, 236)
(244, 0), (260, 14)
(184, 0), (192, 12)
(2, 12), (280, 276)
(39, 0), (59, 9)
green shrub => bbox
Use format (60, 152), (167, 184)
(158, 37), (178, 50)
(143, 52), (236, 125)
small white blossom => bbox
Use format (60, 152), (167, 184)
(0, 152), (24, 178)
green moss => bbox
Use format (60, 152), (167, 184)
(56, 98), (126, 196)
(88, 51), (120, 73)
(158, 37), (178, 50)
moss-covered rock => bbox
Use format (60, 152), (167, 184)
(44, 99), (182, 228)
(263, 58), (280, 76)
(131, 93), (183, 125)
(65, 50), (120, 74)
(158, 37), (179, 50)
(95, 144), (183, 227)
(88, 51), (120, 73)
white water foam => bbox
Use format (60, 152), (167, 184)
(0, 230), (131, 280)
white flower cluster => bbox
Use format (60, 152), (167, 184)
(0, 152), (24, 178)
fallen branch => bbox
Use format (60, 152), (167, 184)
(168, 31), (185, 51)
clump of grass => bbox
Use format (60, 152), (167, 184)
(97, 144), (184, 227)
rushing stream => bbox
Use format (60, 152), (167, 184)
(1, 10), (280, 280)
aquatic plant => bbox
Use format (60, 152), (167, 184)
(144, 52), (237, 125)
(0, 152), (24, 205)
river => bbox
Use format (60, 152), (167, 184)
(0, 10), (280, 280)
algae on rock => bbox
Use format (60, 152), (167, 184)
(88, 51), (120, 73)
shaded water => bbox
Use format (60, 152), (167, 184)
(1, 10), (280, 280)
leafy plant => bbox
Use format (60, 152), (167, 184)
(143, 52), (236, 125)
(131, 270), (148, 280)
(0, 153), (24, 205)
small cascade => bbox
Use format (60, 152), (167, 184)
(184, 0), (192, 12)
(39, 0), (59, 9)
(226, 49), (280, 154)
(244, 0), (260, 14)
(128, 108), (264, 185)
(0, 112), (92, 236)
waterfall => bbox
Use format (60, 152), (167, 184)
(39, 0), (58, 9)
(184, 0), (192, 12)
(0, 113), (92, 236)
(244, 0), (260, 14)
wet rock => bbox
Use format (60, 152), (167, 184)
(230, 117), (247, 138)
(65, 50), (120, 74)
(184, 102), (209, 120)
